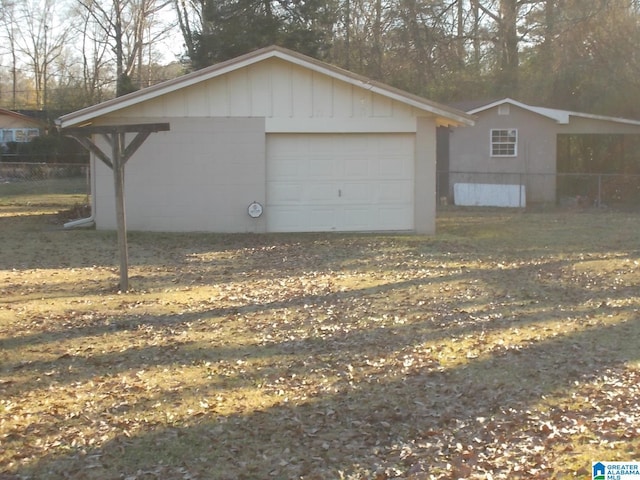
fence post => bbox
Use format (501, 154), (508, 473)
(597, 174), (602, 207)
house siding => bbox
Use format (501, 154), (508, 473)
(449, 104), (557, 203)
(93, 117), (267, 232)
(117, 58), (417, 123)
(448, 99), (640, 206)
(0, 116), (41, 130)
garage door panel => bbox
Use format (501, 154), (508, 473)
(269, 207), (339, 232)
(267, 133), (414, 232)
(311, 207), (339, 230)
(270, 158), (299, 178)
(269, 183), (302, 203)
(344, 158), (369, 178)
(307, 158), (338, 179)
(342, 207), (374, 230)
(307, 183), (339, 203)
(341, 182), (370, 202)
(379, 155), (412, 178)
(267, 206), (301, 232)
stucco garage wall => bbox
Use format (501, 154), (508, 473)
(93, 117), (266, 232)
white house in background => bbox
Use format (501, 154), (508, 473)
(445, 98), (640, 206)
(0, 108), (43, 146)
(56, 46), (473, 234)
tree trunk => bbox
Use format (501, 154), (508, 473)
(372, 0), (383, 78)
(498, 0), (519, 95)
(471, 0), (481, 70)
(114, 0), (125, 95)
(457, 0), (465, 66)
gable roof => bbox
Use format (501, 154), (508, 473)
(57, 46), (474, 129)
(466, 97), (640, 126)
(0, 108), (46, 127)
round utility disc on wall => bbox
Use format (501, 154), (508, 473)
(247, 201), (263, 218)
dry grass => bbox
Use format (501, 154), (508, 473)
(1, 197), (639, 479)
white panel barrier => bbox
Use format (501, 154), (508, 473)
(453, 183), (526, 207)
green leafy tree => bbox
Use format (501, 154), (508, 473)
(189, 0), (337, 68)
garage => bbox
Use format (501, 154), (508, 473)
(267, 133), (415, 232)
(57, 46), (473, 234)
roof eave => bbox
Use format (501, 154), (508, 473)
(566, 111), (640, 127)
(0, 108), (47, 127)
(467, 97), (640, 126)
(467, 98), (566, 123)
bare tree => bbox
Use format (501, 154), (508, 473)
(5, 0), (69, 109)
(0, 0), (19, 108)
(65, 0), (114, 107)
(473, 0), (522, 95)
(77, 0), (173, 96)
(172, 0), (206, 64)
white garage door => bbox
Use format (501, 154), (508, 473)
(266, 133), (415, 232)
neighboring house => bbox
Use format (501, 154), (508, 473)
(56, 46), (473, 234)
(444, 98), (640, 206)
(0, 108), (43, 147)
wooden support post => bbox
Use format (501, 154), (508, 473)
(62, 123), (170, 292)
(112, 132), (129, 291)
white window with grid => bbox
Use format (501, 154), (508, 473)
(491, 129), (517, 157)
(0, 128), (40, 143)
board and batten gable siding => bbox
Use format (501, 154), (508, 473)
(114, 58), (418, 131)
(92, 117), (266, 232)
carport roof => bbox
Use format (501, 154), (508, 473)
(465, 97), (640, 126)
(56, 46), (474, 129)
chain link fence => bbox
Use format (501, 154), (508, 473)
(438, 171), (640, 209)
(0, 162), (90, 200)
(2, 163), (639, 213)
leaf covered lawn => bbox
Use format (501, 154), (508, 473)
(1, 205), (639, 479)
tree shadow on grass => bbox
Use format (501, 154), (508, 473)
(6, 311), (640, 479)
(3, 248), (633, 353)
(3, 253), (637, 399)
(1, 225), (422, 273)
(4, 222), (640, 478)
